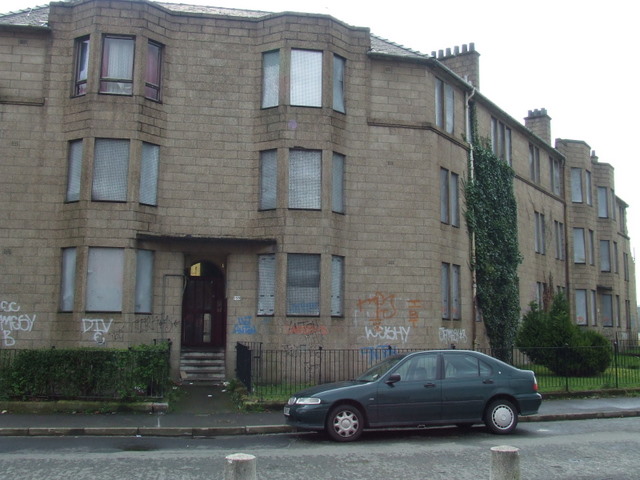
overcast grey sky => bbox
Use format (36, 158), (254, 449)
(4, 0), (639, 298)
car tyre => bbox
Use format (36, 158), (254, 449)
(326, 404), (364, 442)
(484, 399), (518, 434)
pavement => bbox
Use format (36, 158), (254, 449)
(1, 385), (640, 437)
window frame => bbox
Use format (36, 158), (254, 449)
(490, 117), (512, 165)
(331, 255), (344, 317)
(440, 168), (459, 227)
(441, 262), (461, 320)
(65, 139), (83, 202)
(261, 50), (280, 109)
(144, 40), (163, 101)
(597, 186), (609, 218)
(59, 247), (77, 312)
(435, 77), (454, 134)
(573, 228), (586, 264)
(135, 249), (154, 314)
(332, 54), (346, 113)
(259, 149), (278, 211)
(73, 36), (90, 96)
(570, 168), (583, 203)
(100, 35), (135, 95)
(332, 152), (345, 214)
(529, 144), (540, 184)
(534, 211), (546, 254)
(140, 142), (159, 206)
(257, 254), (276, 316)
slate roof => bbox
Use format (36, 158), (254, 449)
(0, 1), (428, 58)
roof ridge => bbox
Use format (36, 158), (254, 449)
(370, 33), (429, 58)
(0, 4), (49, 17)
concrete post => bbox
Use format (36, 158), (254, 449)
(224, 453), (257, 480)
(490, 445), (520, 480)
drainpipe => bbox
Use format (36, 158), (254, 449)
(465, 85), (477, 348)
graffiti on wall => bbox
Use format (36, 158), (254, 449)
(134, 314), (179, 334)
(82, 318), (113, 345)
(233, 316), (257, 335)
(1, 300), (36, 347)
(356, 292), (424, 345)
(439, 327), (467, 345)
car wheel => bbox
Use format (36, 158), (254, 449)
(326, 404), (364, 442)
(484, 399), (518, 434)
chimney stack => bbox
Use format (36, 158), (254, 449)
(524, 108), (552, 144)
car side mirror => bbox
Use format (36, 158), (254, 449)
(385, 373), (401, 385)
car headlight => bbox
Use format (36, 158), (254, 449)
(294, 397), (322, 405)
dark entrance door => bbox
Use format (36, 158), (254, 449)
(181, 262), (226, 347)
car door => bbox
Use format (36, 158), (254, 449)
(374, 352), (442, 427)
(441, 352), (495, 422)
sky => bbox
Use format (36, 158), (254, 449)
(3, 0), (640, 296)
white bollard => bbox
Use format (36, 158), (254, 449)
(224, 453), (257, 480)
(490, 445), (520, 480)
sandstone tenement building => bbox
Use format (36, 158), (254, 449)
(1, 0), (636, 379)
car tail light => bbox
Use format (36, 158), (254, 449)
(532, 375), (539, 392)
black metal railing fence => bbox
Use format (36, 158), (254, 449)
(236, 340), (640, 400)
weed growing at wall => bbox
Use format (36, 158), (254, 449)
(465, 136), (521, 362)
(0, 343), (171, 400)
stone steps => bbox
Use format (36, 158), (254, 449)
(179, 349), (226, 384)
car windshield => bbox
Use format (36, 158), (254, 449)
(356, 354), (406, 382)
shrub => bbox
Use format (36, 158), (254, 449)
(516, 294), (611, 376)
(2, 343), (171, 400)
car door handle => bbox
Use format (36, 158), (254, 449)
(424, 382), (437, 388)
(483, 379), (494, 384)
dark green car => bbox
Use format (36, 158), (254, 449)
(284, 350), (542, 442)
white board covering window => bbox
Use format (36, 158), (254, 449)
(86, 247), (124, 312)
(287, 254), (320, 316)
(290, 49), (322, 107)
(575, 289), (587, 325)
(573, 228), (585, 263)
(59, 247), (77, 312)
(597, 186), (608, 218)
(92, 139), (130, 202)
(140, 142), (159, 206)
(66, 140), (83, 202)
(289, 149), (321, 209)
(257, 254), (276, 316)
(332, 153), (345, 213)
(600, 240), (611, 272)
(441, 263), (450, 319)
(260, 150), (277, 210)
(261, 50), (280, 108)
(135, 249), (154, 313)
(333, 54), (345, 113)
(331, 256), (344, 316)
(570, 168), (583, 203)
